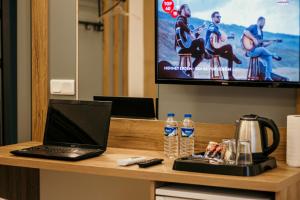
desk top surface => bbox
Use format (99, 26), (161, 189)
(0, 142), (300, 192)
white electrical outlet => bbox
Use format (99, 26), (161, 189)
(50, 79), (75, 95)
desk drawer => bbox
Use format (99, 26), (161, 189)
(156, 185), (272, 200)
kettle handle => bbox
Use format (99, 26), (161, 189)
(258, 117), (280, 156)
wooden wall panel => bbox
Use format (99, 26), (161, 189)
(103, 0), (129, 96)
(122, 0), (129, 96)
(144, 0), (157, 99)
(0, 166), (39, 200)
(102, 0), (112, 96)
(1, 2), (46, 200)
(113, 11), (120, 96)
(108, 118), (287, 161)
(31, 0), (49, 142)
(108, 118), (165, 151)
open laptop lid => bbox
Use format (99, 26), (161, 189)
(43, 100), (112, 150)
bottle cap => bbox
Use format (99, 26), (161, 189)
(184, 114), (192, 118)
(167, 113), (175, 117)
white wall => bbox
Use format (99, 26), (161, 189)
(49, 0), (78, 100)
(158, 85), (296, 126)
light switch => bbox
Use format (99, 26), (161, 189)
(50, 79), (75, 95)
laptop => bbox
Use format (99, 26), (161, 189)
(11, 99), (112, 161)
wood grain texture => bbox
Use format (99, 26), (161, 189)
(275, 188), (288, 200)
(31, 0), (49, 142)
(0, 165), (39, 200)
(103, 0), (128, 96)
(287, 182), (299, 200)
(143, 0), (157, 99)
(108, 118), (164, 151)
(113, 9), (120, 96)
(275, 182), (300, 200)
(297, 89), (300, 114)
(102, 0), (112, 96)
(298, 181), (300, 199)
(150, 182), (166, 200)
(122, 0), (129, 96)
(108, 118), (287, 161)
(0, 142), (300, 193)
(149, 181), (156, 200)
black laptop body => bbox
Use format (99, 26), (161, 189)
(11, 100), (112, 161)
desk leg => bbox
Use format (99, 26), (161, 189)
(276, 183), (300, 200)
(150, 182), (166, 200)
(275, 188), (288, 200)
(298, 181), (300, 199)
(150, 181), (155, 200)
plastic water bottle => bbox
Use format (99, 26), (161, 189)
(164, 113), (179, 159)
(180, 114), (195, 157)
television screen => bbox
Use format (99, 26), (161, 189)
(156, 0), (300, 87)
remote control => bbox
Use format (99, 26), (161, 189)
(117, 157), (146, 166)
(138, 158), (164, 168)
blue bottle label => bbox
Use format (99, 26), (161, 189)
(164, 127), (178, 136)
(181, 128), (194, 137)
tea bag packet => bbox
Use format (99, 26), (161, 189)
(204, 141), (218, 158)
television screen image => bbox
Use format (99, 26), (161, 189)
(156, 0), (300, 87)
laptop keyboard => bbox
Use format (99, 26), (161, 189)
(11, 145), (104, 160)
(37, 146), (78, 153)
(24, 145), (94, 154)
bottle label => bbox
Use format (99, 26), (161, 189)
(181, 128), (194, 137)
(164, 127), (178, 137)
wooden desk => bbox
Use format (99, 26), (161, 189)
(0, 142), (300, 200)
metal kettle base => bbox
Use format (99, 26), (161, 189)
(173, 154), (277, 177)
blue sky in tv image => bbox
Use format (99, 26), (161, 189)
(159, 0), (300, 35)
(157, 0), (300, 82)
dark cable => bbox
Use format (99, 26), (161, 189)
(100, 0), (123, 17)
(79, 0), (126, 32)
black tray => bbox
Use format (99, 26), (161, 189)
(173, 155), (277, 176)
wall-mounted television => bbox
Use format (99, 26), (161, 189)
(155, 0), (300, 88)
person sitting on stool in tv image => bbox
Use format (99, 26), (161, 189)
(243, 17), (282, 81)
(205, 11), (242, 80)
(175, 4), (211, 77)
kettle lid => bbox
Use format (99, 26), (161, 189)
(241, 114), (259, 121)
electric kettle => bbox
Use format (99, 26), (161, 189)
(235, 114), (280, 159)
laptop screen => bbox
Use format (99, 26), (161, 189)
(43, 100), (112, 149)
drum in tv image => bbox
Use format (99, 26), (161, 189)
(156, 0), (300, 85)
